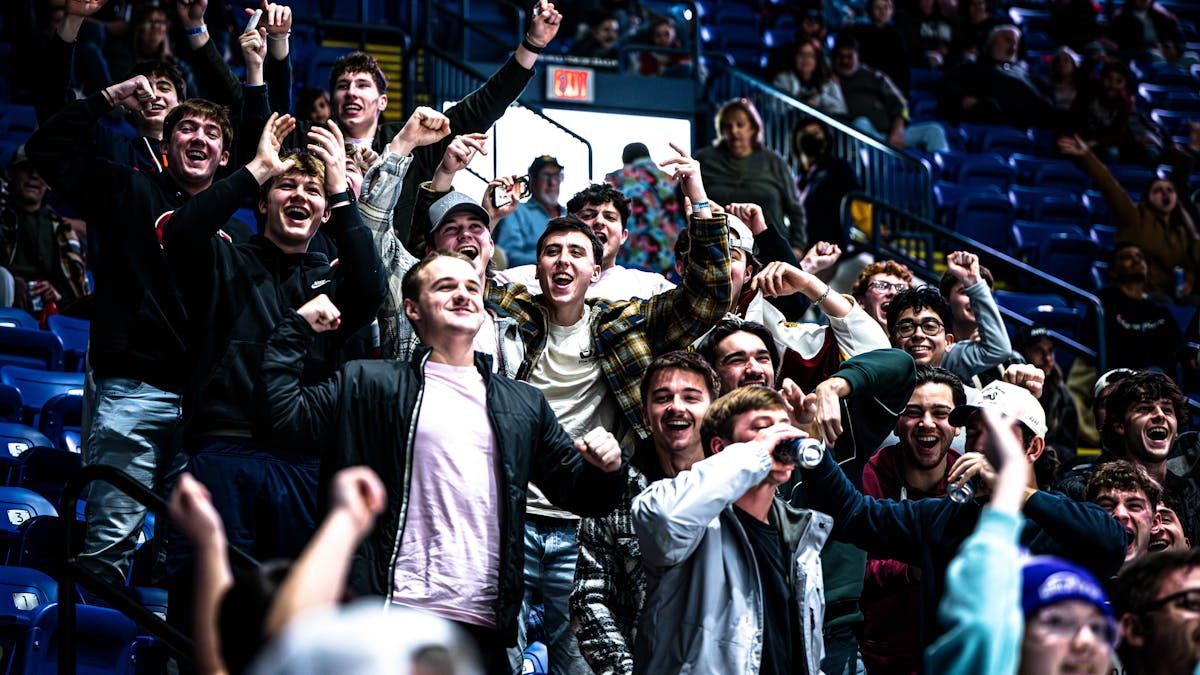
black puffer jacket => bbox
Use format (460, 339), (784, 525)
(260, 312), (626, 642)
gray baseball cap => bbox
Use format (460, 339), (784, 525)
(427, 191), (490, 238)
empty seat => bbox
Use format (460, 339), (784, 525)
(1109, 164), (1156, 193)
(46, 316), (88, 372)
(0, 308), (39, 331)
(1032, 162), (1092, 193)
(978, 126), (1034, 155)
(1008, 153), (1049, 184)
(1008, 185), (1062, 219)
(14, 446), (81, 506)
(39, 393), (82, 454)
(1033, 195), (1091, 227)
(0, 327), (64, 372)
(0, 486), (57, 562)
(14, 515), (80, 578)
(0, 367), (85, 428)
(1040, 234), (1101, 289)
(1083, 190), (1114, 226)
(954, 191), (1015, 251)
(1011, 221), (1087, 261)
(957, 153), (1015, 188)
(0, 422), (53, 463)
(18, 602), (139, 674)
(1091, 260), (1110, 290)
(1091, 224), (1117, 251)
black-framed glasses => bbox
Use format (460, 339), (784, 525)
(1137, 589), (1200, 615)
(867, 280), (909, 293)
(892, 317), (944, 338)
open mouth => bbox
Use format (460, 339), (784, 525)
(149, 102), (166, 112)
(593, 231), (608, 244)
(457, 245), (479, 260)
(914, 433), (940, 449)
(184, 149), (208, 162)
(342, 102), (363, 116)
(663, 417), (691, 431)
(1147, 426), (1170, 442)
(1149, 537), (1170, 553)
(284, 205), (311, 221)
(551, 272), (573, 289)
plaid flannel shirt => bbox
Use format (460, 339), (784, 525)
(570, 465), (650, 675)
(485, 214), (731, 439)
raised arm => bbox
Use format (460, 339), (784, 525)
(1058, 134), (1138, 228)
(260, 300), (346, 445)
(258, 1), (295, 114)
(168, 473), (233, 675)
(177, 0), (244, 111)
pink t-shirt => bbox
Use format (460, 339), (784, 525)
(392, 360), (500, 627)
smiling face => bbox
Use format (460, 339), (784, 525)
(795, 42), (818, 79)
(893, 307), (954, 366)
(729, 248), (752, 302)
(404, 255), (484, 341)
(574, 200), (626, 269)
(260, 170), (329, 252)
(1094, 487), (1156, 562)
(645, 368), (713, 458)
(430, 212), (494, 280)
(163, 114), (230, 192)
(1019, 600), (1113, 675)
(1116, 397), (1178, 464)
(897, 382), (958, 471)
(1151, 505), (1191, 553)
(652, 21), (676, 47)
(712, 331), (775, 392)
(532, 165), (563, 209)
(332, 70), (387, 138)
(535, 230), (602, 318)
(139, 75), (180, 134)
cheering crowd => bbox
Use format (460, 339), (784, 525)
(4, 0), (1200, 673)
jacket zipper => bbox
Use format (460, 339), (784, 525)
(383, 349), (429, 610)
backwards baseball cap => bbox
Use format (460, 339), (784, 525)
(426, 191), (490, 237)
(1021, 556), (1117, 643)
(8, 145), (31, 171)
(1013, 325), (1054, 354)
(726, 212), (755, 254)
(528, 155), (563, 176)
(1093, 368), (1136, 400)
(948, 380), (1048, 437)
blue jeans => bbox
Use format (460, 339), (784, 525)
(823, 624), (867, 675)
(509, 518), (591, 675)
(79, 377), (184, 586)
(850, 116), (951, 153)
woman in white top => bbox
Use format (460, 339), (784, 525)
(772, 39), (848, 116)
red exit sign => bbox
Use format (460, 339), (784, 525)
(546, 67), (595, 103)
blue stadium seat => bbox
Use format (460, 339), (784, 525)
(0, 327), (64, 372)
(1032, 162), (1092, 193)
(978, 126), (1034, 155)
(0, 309), (39, 331)
(39, 393), (82, 455)
(0, 566), (57, 614)
(523, 641), (549, 675)
(1011, 221), (1087, 261)
(1008, 185), (1062, 219)
(1091, 260), (1110, 290)
(1109, 164), (1156, 193)
(1137, 82), (1192, 108)
(0, 384), (23, 423)
(713, 3), (760, 28)
(933, 150), (965, 182)
(1171, 305), (1198, 333)
(1090, 224), (1117, 251)
(994, 290), (1084, 335)
(1040, 234), (1100, 289)
(0, 486), (57, 562)
(1083, 190), (1114, 226)
(954, 191), (1014, 250)
(0, 423), (53, 463)
(1151, 109), (1193, 136)
(1033, 195), (1091, 227)
(1162, 93), (1200, 113)
(14, 446), (80, 507)
(1008, 153), (1048, 184)
(14, 515), (79, 578)
(910, 68), (944, 94)
(46, 316), (88, 372)
(17, 602), (138, 674)
(0, 367), (84, 428)
(957, 154), (1015, 188)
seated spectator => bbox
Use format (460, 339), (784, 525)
(860, 365), (966, 674)
(846, 0), (911, 95)
(631, 385), (832, 674)
(1072, 62), (1161, 165)
(495, 155), (566, 267)
(833, 35), (950, 152)
(603, 142), (686, 276)
(696, 98), (809, 249)
(568, 11), (621, 61)
(948, 0), (1001, 64)
(1, 148), (87, 313)
(898, 0), (956, 68)
(1093, 243), (1183, 371)
(1112, 549), (1200, 675)
(1086, 460), (1162, 566)
(792, 117), (859, 253)
(1037, 46), (1083, 112)
(798, 9), (829, 46)
(297, 87), (330, 124)
(772, 39), (848, 117)
(1107, 0), (1186, 65)
(1014, 326), (1079, 466)
(851, 259), (914, 331)
(1060, 135), (1200, 300)
(941, 25), (1056, 129)
(635, 17), (691, 77)
(926, 411), (1117, 675)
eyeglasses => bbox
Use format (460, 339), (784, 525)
(1137, 589), (1200, 615)
(867, 280), (909, 293)
(538, 172), (564, 182)
(892, 318), (944, 338)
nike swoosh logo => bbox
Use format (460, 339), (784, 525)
(311, 279), (332, 290)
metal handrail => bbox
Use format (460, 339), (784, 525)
(841, 191), (1108, 373)
(707, 68), (934, 221)
(420, 44), (595, 182)
(57, 464), (259, 675)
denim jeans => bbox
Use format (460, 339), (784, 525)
(509, 518), (591, 675)
(79, 377), (184, 586)
(850, 116), (951, 154)
(823, 624), (867, 675)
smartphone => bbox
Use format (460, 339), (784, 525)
(493, 185), (513, 209)
(244, 8), (263, 34)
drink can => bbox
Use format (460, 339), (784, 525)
(948, 476), (977, 504)
(27, 281), (41, 313)
(775, 437), (825, 469)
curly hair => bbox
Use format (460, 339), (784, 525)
(851, 260), (913, 300)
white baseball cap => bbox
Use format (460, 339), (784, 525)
(949, 380), (1048, 438)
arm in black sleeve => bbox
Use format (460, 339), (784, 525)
(33, 34), (76, 123)
(531, 395), (626, 518)
(234, 84), (271, 170)
(327, 203), (388, 336)
(161, 167), (260, 297)
(26, 95), (125, 218)
(261, 311), (343, 446)
(1024, 491), (1127, 579)
(183, 38), (244, 112)
(265, 53), (293, 115)
(754, 227), (810, 319)
(828, 347), (917, 483)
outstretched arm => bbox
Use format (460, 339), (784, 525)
(168, 473), (233, 675)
